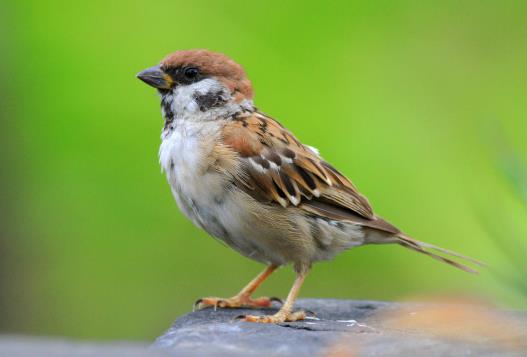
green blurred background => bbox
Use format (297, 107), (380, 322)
(1, 0), (526, 341)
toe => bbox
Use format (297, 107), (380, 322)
(216, 299), (228, 308)
(249, 297), (274, 308)
(285, 310), (306, 321)
(194, 295), (282, 310)
(238, 310), (307, 323)
(194, 297), (222, 310)
(241, 314), (273, 323)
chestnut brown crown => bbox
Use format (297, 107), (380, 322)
(138, 49), (253, 100)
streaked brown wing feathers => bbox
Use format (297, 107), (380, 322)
(220, 111), (375, 220)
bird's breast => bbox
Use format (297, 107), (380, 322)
(159, 120), (230, 224)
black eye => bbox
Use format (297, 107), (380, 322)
(184, 67), (199, 79)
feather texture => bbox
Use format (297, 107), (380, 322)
(221, 111), (374, 217)
(217, 111), (483, 273)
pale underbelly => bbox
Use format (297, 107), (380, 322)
(169, 176), (366, 268)
(170, 177), (295, 265)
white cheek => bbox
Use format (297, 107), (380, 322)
(193, 78), (224, 94)
(165, 78), (254, 122)
(185, 100), (199, 113)
(171, 78), (225, 115)
(172, 88), (196, 114)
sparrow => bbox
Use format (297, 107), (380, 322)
(137, 49), (483, 323)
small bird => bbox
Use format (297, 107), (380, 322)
(137, 49), (482, 323)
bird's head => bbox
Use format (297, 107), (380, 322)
(137, 49), (254, 123)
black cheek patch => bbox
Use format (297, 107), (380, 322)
(194, 90), (227, 112)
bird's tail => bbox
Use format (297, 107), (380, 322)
(396, 234), (485, 274)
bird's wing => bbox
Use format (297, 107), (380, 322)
(216, 111), (486, 273)
(217, 111), (399, 234)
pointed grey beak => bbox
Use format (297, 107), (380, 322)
(136, 65), (174, 89)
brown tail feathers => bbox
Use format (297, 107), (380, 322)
(396, 234), (485, 274)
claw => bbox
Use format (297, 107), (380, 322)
(304, 309), (317, 317)
(193, 298), (203, 311)
(233, 314), (246, 322)
(269, 297), (283, 305)
(214, 300), (221, 308)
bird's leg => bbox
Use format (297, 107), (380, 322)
(195, 265), (280, 310)
(239, 271), (307, 323)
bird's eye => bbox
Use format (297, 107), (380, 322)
(184, 67), (199, 79)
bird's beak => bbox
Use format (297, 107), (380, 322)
(136, 65), (173, 89)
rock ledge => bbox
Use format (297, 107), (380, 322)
(153, 298), (527, 357)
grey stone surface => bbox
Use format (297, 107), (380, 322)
(0, 335), (169, 357)
(1, 299), (525, 356)
(153, 298), (527, 357)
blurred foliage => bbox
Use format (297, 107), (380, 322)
(476, 129), (527, 297)
(2, 0), (527, 340)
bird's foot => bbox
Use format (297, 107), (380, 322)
(236, 310), (306, 323)
(194, 294), (282, 311)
